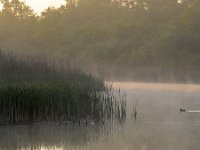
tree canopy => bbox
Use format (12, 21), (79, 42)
(0, 0), (200, 82)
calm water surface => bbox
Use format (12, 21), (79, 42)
(1, 82), (200, 150)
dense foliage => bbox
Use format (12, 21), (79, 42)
(0, 0), (200, 82)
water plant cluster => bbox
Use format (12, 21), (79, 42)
(0, 51), (126, 124)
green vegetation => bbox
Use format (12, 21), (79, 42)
(0, 51), (126, 124)
(0, 0), (199, 82)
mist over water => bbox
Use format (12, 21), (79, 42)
(113, 82), (200, 92)
(1, 82), (200, 150)
(0, 0), (200, 149)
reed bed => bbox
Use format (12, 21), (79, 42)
(0, 51), (126, 124)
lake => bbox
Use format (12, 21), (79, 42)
(1, 82), (200, 150)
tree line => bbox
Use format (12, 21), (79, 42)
(0, 0), (200, 82)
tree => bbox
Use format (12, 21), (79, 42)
(0, 0), (34, 18)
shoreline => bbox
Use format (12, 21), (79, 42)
(112, 82), (200, 93)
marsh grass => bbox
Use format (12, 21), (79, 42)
(0, 51), (126, 124)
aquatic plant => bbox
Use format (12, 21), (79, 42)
(0, 51), (126, 124)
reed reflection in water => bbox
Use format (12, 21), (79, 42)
(1, 82), (200, 150)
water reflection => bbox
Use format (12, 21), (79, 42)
(1, 83), (200, 150)
(0, 124), (106, 150)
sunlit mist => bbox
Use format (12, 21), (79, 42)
(0, 2), (3, 11)
(0, 0), (200, 149)
(20, 0), (66, 14)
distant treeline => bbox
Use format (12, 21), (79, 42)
(0, 0), (200, 82)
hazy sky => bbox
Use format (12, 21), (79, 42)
(21, 0), (66, 14)
(0, 3), (2, 11)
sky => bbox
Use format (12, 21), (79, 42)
(21, 0), (66, 14)
(0, 0), (66, 14)
(0, 3), (2, 11)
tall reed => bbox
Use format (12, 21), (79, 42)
(0, 50), (126, 124)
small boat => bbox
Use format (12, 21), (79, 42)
(180, 108), (200, 113)
(180, 108), (186, 112)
